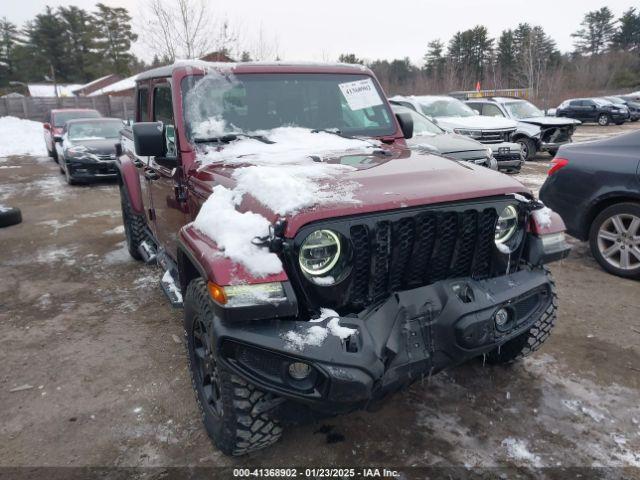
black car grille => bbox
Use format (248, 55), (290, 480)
(494, 152), (522, 162)
(96, 154), (115, 161)
(479, 130), (512, 144)
(326, 207), (497, 308)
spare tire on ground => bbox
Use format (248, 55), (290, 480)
(0, 206), (22, 228)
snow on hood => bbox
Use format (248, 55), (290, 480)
(435, 115), (517, 131)
(193, 127), (378, 276)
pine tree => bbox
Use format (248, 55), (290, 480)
(58, 6), (99, 82)
(423, 40), (446, 80)
(93, 3), (137, 76)
(612, 7), (640, 53)
(572, 7), (616, 55)
(0, 17), (20, 84)
(23, 7), (72, 82)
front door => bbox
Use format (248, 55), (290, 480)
(147, 81), (188, 259)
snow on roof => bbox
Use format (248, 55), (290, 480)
(72, 75), (113, 92)
(28, 84), (82, 97)
(88, 75), (138, 96)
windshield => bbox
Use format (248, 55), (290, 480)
(504, 101), (544, 119)
(68, 120), (122, 140)
(181, 72), (395, 141)
(53, 110), (100, 127)
(417, 97), (475, 118)
(604, 96), (625, 104)
(594, 98), (612, 106)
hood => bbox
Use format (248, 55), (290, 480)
(407, 132), (486, 155)
(518, 116), (581, 127)
(71, 138), (119, 155)
(435, 115), (517, 131)
(195, 147), (529, 237)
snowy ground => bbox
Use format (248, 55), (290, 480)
(0, 121), (639, 476)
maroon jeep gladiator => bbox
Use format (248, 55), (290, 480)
(117, 61), (570, 456)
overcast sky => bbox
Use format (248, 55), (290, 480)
(2, 0), (635, 64)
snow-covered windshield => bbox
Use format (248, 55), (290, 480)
(504, 101), (544, 119)
(54, 110), (100, 127)
(181, 72), (395, 141)
(68, 120), (122, 140)
(417, 97), (476, 118)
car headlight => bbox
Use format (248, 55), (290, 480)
(67, 145), (88, 155)
(299, 229), (341, 276)
(454, 129), (482, 139)
(495, 205), (519, 247)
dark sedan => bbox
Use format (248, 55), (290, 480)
(56, 118), (123, 185)
(539, 130), (640, 279)
(556, 97), (629, 126)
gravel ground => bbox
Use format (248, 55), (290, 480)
(0, 122), (639, 477)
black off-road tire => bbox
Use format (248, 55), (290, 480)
(589, 202), (640, 280)
(184, 279), (282, 456)
(486, 266), (557, 364)
(0, 206), (22, 228)
(119, 184), (146, 261)
(517, 137), (537, 161)
(597, 113), (611, 126)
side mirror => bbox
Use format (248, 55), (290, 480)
(395, 113), (414, 139)
(54, 136), (63, 143)
(132, 122), (166, 157)
(472, 109), (480, 115)
(43, 123), (51, 131)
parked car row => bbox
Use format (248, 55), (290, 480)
(554, 96), (640, 125)
(42, 109), (123, 185)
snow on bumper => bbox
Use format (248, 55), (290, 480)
(213, 268), (554, 411)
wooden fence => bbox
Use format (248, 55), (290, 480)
(0, 95), (135, 121)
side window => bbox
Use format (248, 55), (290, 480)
(482, 104), (505, 117)
(570, 100), (582, 107)
(153, 84), (176, 156)
(466, 103), (481, 113)
(137, 87), (149, 122)
(583, 100), (594, 107)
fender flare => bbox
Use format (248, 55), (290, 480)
(117, 157), (144, 215)
(177, 224), (289, 292)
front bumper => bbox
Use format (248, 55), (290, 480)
(215, 268), (554, 413)
(489, 142), (524, 170)
(66, 158), (118, 179)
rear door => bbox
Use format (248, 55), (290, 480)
(147, 80), (188, 259)
(582, 99), (598, 121)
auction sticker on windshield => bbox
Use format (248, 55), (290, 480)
(339, 78), (383, 111)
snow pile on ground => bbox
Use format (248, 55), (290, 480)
(193, 127), (376, 276)
(501, 438), (542, 467)
(0, 116), (47, 157)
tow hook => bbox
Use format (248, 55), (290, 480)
(252, 219), (287, 253)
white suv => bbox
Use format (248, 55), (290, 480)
(390, 95), (524, 173)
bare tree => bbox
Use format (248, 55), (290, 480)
(139, 0), (239, 60)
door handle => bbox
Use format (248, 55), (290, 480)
(144, 169), (160, 181)
(133, 158), (144, 168)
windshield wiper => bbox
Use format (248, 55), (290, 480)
(194, 133), (275, 144)
(310, 128), (356, 140)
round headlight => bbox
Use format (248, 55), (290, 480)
(299, 229), (341, 276)
(495, 205), (519, 246)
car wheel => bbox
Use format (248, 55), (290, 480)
(64, 165), (76, 185)
(589, 202), (640, 279)
(631, 118), (639, 122)
(119, 184), (146, 261)
(597, 113), (610, 126)
(516, 137), (537, 161)
(0, 206), (22, 228)
(486, 266), (557, 364)
(614, 121), (625, 126)
(184, 278), (283, 456)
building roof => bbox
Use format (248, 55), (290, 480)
(27, 84), (82, 97)
(88, 75), (138, 96)
(72, 74), (121, 94)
